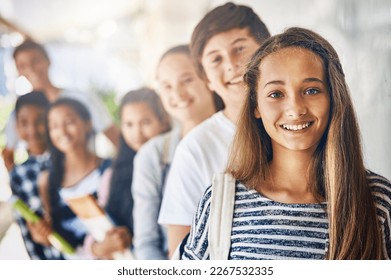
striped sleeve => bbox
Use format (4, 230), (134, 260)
(368, 171), (391, 259)
(182, 186), (212, 260)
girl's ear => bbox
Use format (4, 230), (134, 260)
(254, 107), (261, 119)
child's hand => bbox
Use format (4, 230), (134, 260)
(91, 227), (132, 259)
(26, 219), (52, 246)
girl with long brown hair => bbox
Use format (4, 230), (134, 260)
(182, 27), (390, 260)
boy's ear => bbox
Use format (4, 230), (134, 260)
(254, 107), (261, 119)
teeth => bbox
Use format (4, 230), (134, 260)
(174, 99), (192, 109)
(281, 122), (311, 131)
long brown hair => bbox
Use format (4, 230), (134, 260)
(226, 27), (383, 259)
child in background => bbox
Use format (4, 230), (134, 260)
(2, 40), (119, 171)
(158, 2), (271, 255)
(183, 27), (391, 260)
(132, 45), (222, 259)
(10, 91), (63, 259)
(87, 87), (170, 259)
(36, 98), (112, 259)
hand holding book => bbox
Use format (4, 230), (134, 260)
(91, 226), (132, 259)
(66, 194), (135, 259)
(9, 196), (76, 255)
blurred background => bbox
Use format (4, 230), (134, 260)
(0, 0), (390, 259)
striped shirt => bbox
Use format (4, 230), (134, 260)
(182, 171), (391, 260)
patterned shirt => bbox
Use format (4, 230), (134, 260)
(10, 153), (63, 260)
(183, 171), (391, 260)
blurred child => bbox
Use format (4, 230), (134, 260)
(2, 40), (119, 171)
(36, 98), (112, 259)
(86, 87), (170, 259)
(132, 45), (222, 259)
(9, 91), (63, 259)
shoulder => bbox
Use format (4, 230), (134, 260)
(136, 129), (178, 162)
(135, 133), (167, 163)
(182, 112), (227, 141)
(177, 112), (234, 152)
(367, 170), (391, 195)
(367, 170), (391, 214)
(139, 131), (170, 153)
(60, 88), (86, 99)
(60, 88), (99, 105)
(10, 157), (38, 178)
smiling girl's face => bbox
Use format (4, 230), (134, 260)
(120, 102), (165, 151)
(255, 47), (330, 154)
(157, 52), (214, 124)
(48, 105), (91, 154)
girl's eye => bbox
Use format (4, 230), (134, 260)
(182, 77), (193, 84)
(235, 46), (245, 53)
(211, 55), (222, 64)
(305, 88), (320, 95)
(269, 92), (283, 98)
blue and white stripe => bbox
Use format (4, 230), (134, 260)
(182, 170), (391, 260)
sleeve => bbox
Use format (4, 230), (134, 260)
(9, 167), (25, 221)
(4, 111), (19, 149)
(132, 144), (168, 260)
(158, 141), (207, 226)
(181, 186), (212, 260)
(10, 167), (23, 197)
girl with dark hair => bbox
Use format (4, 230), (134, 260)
(88, 87), (170, 259)
(183, 27), (390, 260)
(35, 98), (112, 259)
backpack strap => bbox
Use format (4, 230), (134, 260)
(208, 173), (236, 260)
(98, 158), (112, 175)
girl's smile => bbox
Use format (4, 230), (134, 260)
(255, 47), (330, 153)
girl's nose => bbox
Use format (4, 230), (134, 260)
(285, 95), (307, 118)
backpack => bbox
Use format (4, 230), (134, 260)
(171, 173), (236, 260)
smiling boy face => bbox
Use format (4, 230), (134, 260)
(16, 105), (47, 155)
(201, 28), (261, 109)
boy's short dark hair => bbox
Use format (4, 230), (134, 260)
(13, 40), (50, 62)
(15, 91), (49, 116)
(190, 2), (270, 80)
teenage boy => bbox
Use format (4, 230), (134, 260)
(2, 40), (119, 171)
(9, 91), (63, 259)
(158, 2), (271, 255)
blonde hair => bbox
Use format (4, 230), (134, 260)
(226, 27), (383, 259)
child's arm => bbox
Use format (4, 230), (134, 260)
(2, 148), (14, 172)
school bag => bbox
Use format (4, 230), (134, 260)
(171, 173), (236, 260)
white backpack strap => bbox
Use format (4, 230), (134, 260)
(208, 173), (236, 260)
